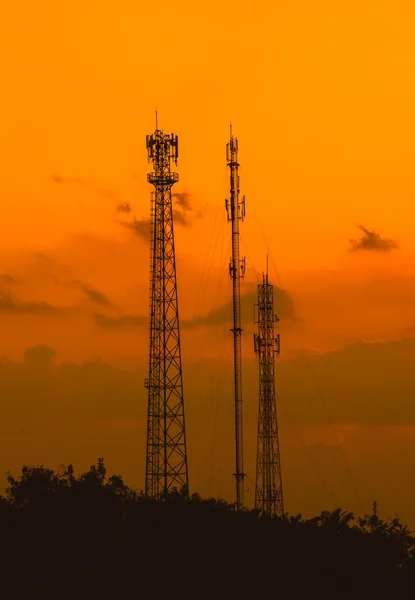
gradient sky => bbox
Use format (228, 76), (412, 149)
(1, 0), (415, 525)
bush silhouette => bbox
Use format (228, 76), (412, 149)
(1, 459), (414, 599)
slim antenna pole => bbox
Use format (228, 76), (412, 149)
(225, 127), (246, 510)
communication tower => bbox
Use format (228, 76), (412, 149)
(253, 268), (284, 517)
(144, 117), (189, 498)
(225, 128), (246, 510)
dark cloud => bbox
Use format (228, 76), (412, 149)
(172, 210), (191, 227)
(172, 191), (203, 226)
(119, 192), (197, 238)
(2, 337), (415, 431)
(120, 218), (150, 241)
(24, 346), (56, 370)
(0, 346), (148, 499)
(349, 226), (398, 252)
(276, 337), (415, 426)
(172, 192), (192, 211)
(2, 339), (415, 521)
(94, 313), (147, 328)
(120, 210), (192, 239)
(181, 336), (415, 428)
(183, 288), (295, 329)
(0, 274), (16, 284)
(0, 290), (60, 315)
(78, 283), (110, 307)
(116, 202), (132, 214)
(0, 344), (146, 426)
(55, 280), (110, 307)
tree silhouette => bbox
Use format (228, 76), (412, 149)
(311, 507), (355, 532)
(0, 459), (413, 599)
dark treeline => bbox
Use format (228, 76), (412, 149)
(2, 459), (414, 599)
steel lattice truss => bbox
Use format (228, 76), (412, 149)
(225, 129), (246, 510)
(254, 274), (284, 517)
(144, 127), (189, 498)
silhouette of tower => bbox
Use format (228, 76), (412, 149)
(225, 128), (246, 510)
(253, 268), (284, 517)
(144, 118), (189, 498)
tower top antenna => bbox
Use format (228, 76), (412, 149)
(155, 108), (158, 130)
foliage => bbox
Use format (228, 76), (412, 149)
(1, 460), (414, 599)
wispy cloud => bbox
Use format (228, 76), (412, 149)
(116, 202), (132, 214)
(55, 280), (110, 307)
(78, 283), (110, 307)
(182, 288), (295, 329)
(172, 192), (192, 211)
(172, 191), (202, 227)
(94, 313), (147, 328)
(172, 210), (191, 227)
(0, 274), (16, 284)
(52, 175), (117, 200)
(0, 290), (60, 314)
(349, 226), (398, 252)
(118, 191), (199, 238)
(119, 218), (150, 241)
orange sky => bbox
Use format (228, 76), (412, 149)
(1, 0), (415, 525)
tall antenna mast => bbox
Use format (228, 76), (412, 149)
(144, 120), (189, 498)
(253, 269), (284, 517)
(225, 128), (246, 510)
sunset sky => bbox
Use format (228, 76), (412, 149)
(1, 0), (415, 525)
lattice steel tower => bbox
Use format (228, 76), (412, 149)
(144, 119), (189, 498)
(253, 268), (284, 517)
(225, 128), (246, 510)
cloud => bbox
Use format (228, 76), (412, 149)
(2, 340), (415, 522)
(94, 313), (147, 328)
(54, 279), (110, 307)
(0, 345), (146, 424)
(33, 253), (55, 263)
(172, 192), (192, 211)
(172, 210), (191, 227)
(0, 346), (148, 500)
(79, 283), (110, 307)
(0, 274), (16, 284)
(349, 226), (398, 252)
(119, 218), (150, 241)
(275, 336), (415, 427)
(116, 202), (132, 214)
(172, 191), (203, 226)
(120, 211), (192, 239)
(183, 287), (295, 329)
(24, 345), (56, 369)
(31, 253), (73, 279)
(119, 192), (198, 238)
(181, 335), (415, 428)
(0, 290), (60, 315)
(52, 175), (117, 200)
